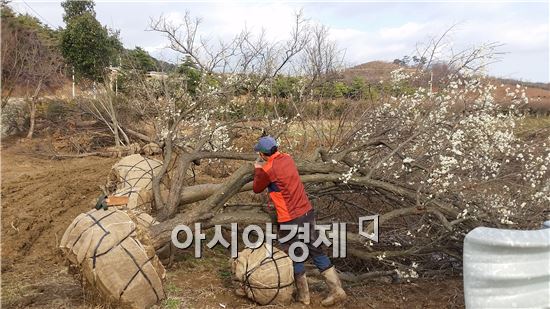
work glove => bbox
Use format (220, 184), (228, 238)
(254, 157), (265, 169)
(95, 194), (109, 211)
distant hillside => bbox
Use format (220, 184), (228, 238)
(343, 61), (403, 83)
(344, 61), (549, 91)
(155, 59), (177, 72)
(342, 61), (549, 114)
(490, 78), (549, 91)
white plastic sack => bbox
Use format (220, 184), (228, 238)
(463, 226), (550, 308)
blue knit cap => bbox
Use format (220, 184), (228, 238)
(254, 136), (278, 154)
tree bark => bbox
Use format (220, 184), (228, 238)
(25, 99), (36, 139)
(157, 150), (258, 221)
(151, 173), (459, 250)
(110, 96), (121, 147)
(25, 79), (43, 139)
(151, 163), (254, 248)
(157, 153), (195, 221)
(148, 154), (464, 253)
(126, 128), (153, 143)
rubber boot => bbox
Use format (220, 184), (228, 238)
(295, 273), (311, 305)
(321, 266), (347, 306)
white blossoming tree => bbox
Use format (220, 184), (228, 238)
(130, 14), (549, 278)
(128, 11), (343, 223)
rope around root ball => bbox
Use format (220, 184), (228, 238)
(242, 246), (295, 305)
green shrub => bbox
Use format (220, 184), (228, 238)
(45, 100), (68, 123)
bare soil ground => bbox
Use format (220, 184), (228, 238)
(1, 138), (464, 308)
(1, 139), (117, 308)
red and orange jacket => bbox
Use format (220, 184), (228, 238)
(253, 151), (313, 223)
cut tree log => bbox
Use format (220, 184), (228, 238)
(151, 165), (461, 251)
(125, 128), (154, 143)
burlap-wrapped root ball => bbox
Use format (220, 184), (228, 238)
(108, 154), (162, 190)
(106, 154), (167, 212)
(59, 209), (165, 309)
(232, 244), (295, 305)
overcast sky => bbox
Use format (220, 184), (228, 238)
(10, 0), (550, 82)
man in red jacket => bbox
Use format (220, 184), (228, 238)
(253, 136), (347, 306)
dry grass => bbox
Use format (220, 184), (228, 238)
(516, 116), (550, 134)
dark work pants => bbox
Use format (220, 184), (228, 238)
(277, 210), (332, 276)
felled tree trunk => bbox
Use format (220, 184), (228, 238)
(151, 163), (254, 249)
(156, 152), (258, 221)
(149, 160), (463, 251)
(140, 143), (476, 271)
